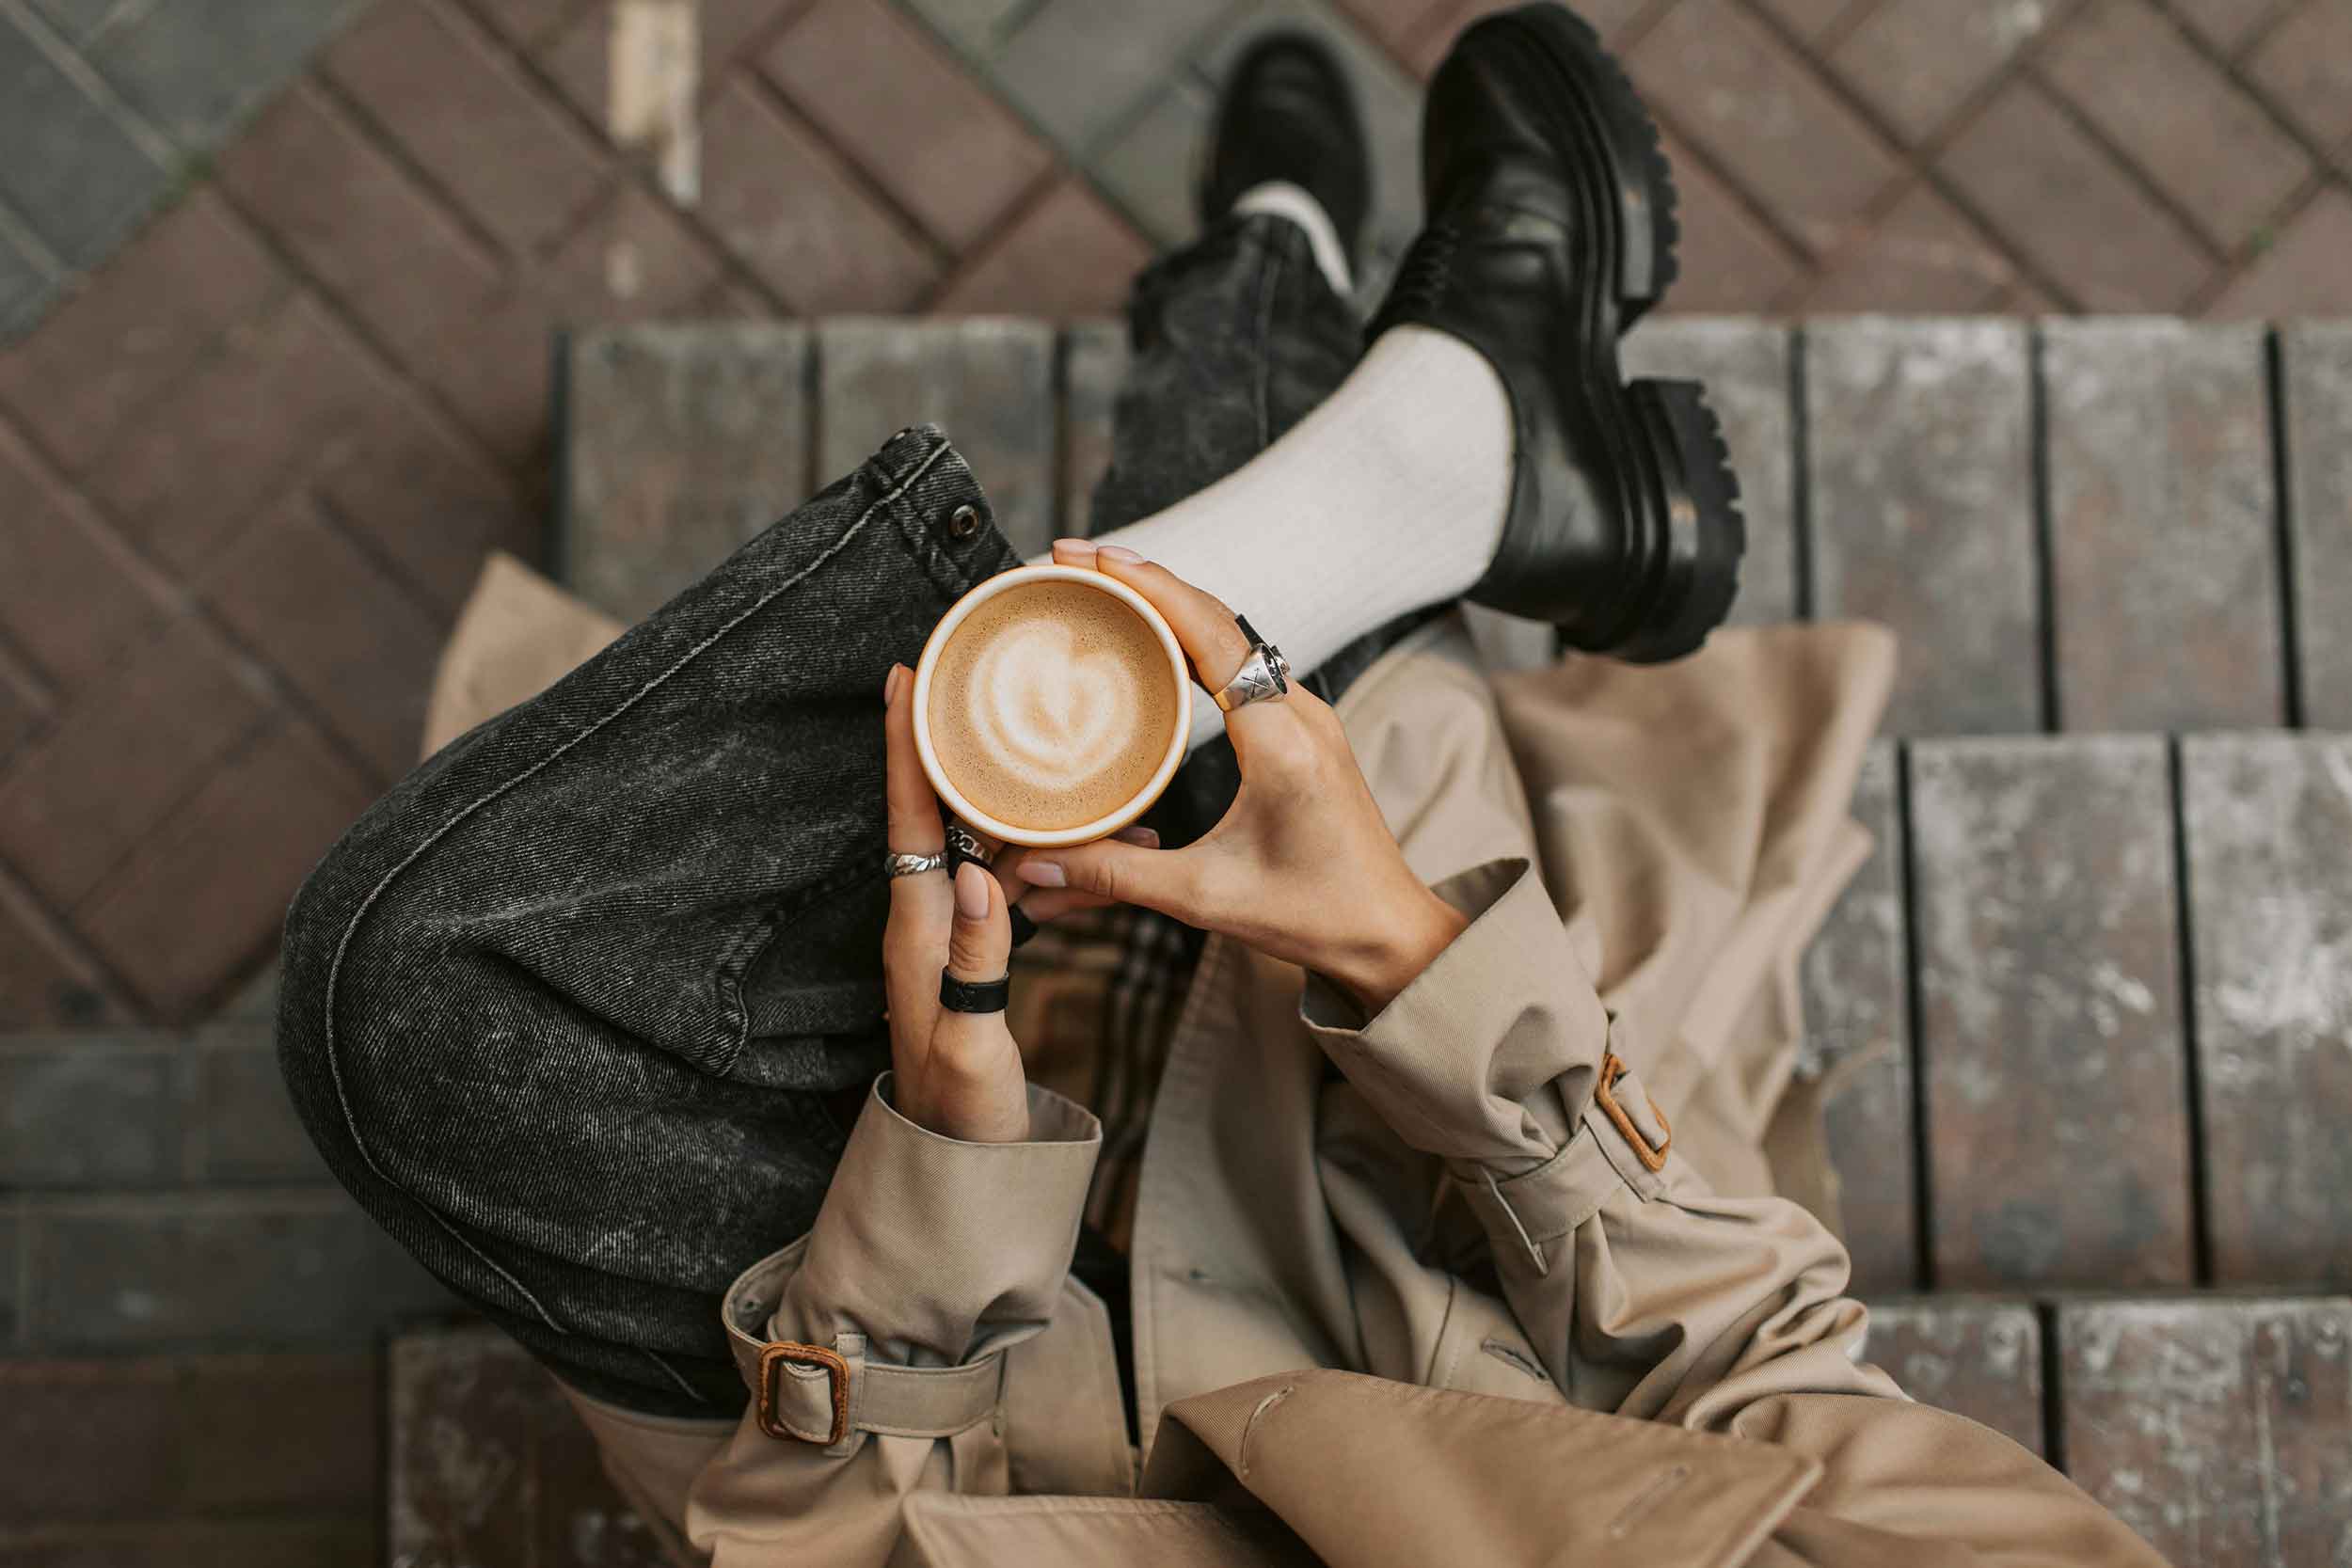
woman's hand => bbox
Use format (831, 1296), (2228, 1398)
(879, 659), (1153, 1141)
(881, 662), (1030, 1142)
(1004, 540), (1470, 1017)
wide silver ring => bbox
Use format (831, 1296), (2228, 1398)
(1212, 613), (1291, 713)
(883, 849), (948, 879)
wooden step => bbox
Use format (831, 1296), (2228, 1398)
(560, 314), (2330, 724)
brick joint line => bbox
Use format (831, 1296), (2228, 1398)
(1723, 0), (2096, 312)
(0, 0), (182, 167)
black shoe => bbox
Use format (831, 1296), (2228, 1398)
(1199, 31), (1373, 277)
(1369, 4), (1741, 662)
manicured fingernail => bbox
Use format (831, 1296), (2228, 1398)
(1097, 544), (1142, 563)
(1054, 536), (1096, 553)
(882, 665), (901, 704)
(1025, 860), (1066, 888)
(1114, 825), (1158, 847)
(954, 861), (989, 919)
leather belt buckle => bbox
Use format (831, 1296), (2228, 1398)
(1593, 1051), (1672, 1173)
(758, 1340), (850, 1445)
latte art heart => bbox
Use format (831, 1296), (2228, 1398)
(968, 624), (1136, 788)
(926, 579), (1182, 833)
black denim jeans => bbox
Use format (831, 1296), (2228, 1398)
(278, 215), (1447, 1418)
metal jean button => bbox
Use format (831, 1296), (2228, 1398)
(946, 503), (981, 540)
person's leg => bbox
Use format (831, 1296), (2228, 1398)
(1081, 30), (1508, 846)
(1095, 3), (1749, 727)
(278, 429), (1025, 1418)
(278, 10), (1737, 1427)
(272, 34), (1455, 1428)
(1094, 323), (1512, 756)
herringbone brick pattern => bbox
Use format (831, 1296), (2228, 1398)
(0, 0), (1111, 1028)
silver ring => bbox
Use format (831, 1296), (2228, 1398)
(1212, 612), (1291, 713)
(945, 822), (994, 866)
(883, 849), (948, 879)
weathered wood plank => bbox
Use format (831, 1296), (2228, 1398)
(389, 1323), (674, 1568)
(1805, 320), (2039, 734)
(1622, 318), (1798, 626)
(563, 325), (811, 623)
(1061, 320), (1128, 543)
(2044, 320), (2284, 730)
(1804, 737), (1917, 1295)
(2182, 733), (2352, 1287)
(1863, 1297), (2043, 1454)
(2284, 323), (2352, 728)
(2059, 1297), (2352, 1567)
(818, 319), (1057, 560)
(1910, 736), (2193, 1288)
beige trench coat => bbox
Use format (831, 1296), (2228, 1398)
(426, 559), (2169, 1568)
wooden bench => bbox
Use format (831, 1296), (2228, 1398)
(385, 315), (2352, 1566)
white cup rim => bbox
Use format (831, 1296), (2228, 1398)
(911, 563), (1194, 848)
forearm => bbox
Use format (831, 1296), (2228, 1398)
(1325, 885), (1470, 1016)
(1298, 856), (2169, 1564)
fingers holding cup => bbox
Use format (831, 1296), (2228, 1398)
(1085, 546), (1299, 753)
(997, 823), (1156, 924)
(881, 662), (949, 1039)
(882, 664), (947, 864)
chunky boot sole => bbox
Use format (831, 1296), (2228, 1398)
(1463, 3), (1743, 661)
(1622, 379), (1744, 661)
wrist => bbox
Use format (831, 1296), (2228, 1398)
(1334, 890), (1470, 1016)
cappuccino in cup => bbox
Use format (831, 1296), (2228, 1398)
(914, 566), (1191, 847)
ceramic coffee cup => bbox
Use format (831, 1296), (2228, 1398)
(911, 563), (1194, 849)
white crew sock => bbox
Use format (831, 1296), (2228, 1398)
(1035, 325), (1514, 757)
(1232, 180), (1354, 297)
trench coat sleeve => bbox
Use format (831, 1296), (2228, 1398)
(1299, 855), (2170, 1568)
(679, 1073), (1104, 1567)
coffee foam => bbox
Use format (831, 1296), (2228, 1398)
(928, 580), (1180, 832)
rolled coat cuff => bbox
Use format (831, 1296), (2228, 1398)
(1300, 856), (1613, 1165)
(1299, 856), (1676, 1258)
(735, 1074), (1101, 1381)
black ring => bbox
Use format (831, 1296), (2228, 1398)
(940, 969), (1010, 1013)
(1009, 906), (1039, 949)
(945, 821), (994, 872)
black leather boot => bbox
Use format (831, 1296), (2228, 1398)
(1199, 31), (1373, 275)
(1369, 4), (1742, 662)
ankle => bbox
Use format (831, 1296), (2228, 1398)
(1348, 328), (1515, 554)
(1232, 181), (1354, 296)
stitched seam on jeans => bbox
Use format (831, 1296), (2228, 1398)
(316, 437), (954, 1343)
(636, 1345), (701, 1402)
(883, 455), (1016, 607)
